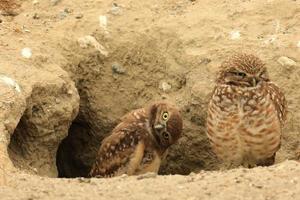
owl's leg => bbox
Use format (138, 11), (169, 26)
(136, 150), (161, 174)
(126, 142), (145, 175)
(257, 153), (276, 167)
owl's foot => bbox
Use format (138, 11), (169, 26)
(256, 154), (276, 167)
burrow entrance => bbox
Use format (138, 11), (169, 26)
(7, 31), (220, 178)
(56, 118), (104, 178)
(7, 80), (79, 177)
(54, 32), (217, 178)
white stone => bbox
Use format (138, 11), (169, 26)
(159, 81), (172, 92)
(277, 56), (296, 67)
(21, 48), (32, 58)
(32, 0), (39, 5)
(0, 74), (21, 93)
(229, 30), (240, 40)
(77, 35), (108, 56)
(99, 15), (108, 32)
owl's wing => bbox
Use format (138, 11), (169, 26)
(267, 82), (287, 125)
(89, 129), (145, 178)
(111, 108), (147, 133)
(120, 108), (147, 121)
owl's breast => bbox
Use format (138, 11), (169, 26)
(213, 85), (265, 113)
(207, 85), (282, 164)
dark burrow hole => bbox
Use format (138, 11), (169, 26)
(56, 118), (103, 178)
(7, 102), (103, 178)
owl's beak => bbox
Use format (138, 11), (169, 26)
(154, 123), (165, 131)
(252, 77), (257, 87)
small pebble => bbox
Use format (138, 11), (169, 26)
(0, 75), (21, 92)
(291, 179), (297, 184)
(64, 8), (73, 13)
(234, 178), (241, 183)
(249, 183), (263, 189)
(67, 90), (73, 95)
(189, 172), (196, 176)
(21, 48), (32, 59)
(297, 41), (300, 48)
(51, 0), (61, 6)
(99, 15), (108, 32)
(112, 62), (126, 74)
(33, 0), (39, 5)
(75, 14), (83, 19)
(4, 120), (10, 125)
(229, 30), (240, 40)
(110, 3), (122, 15)
(277, 56), (296, 67)
(77, 177), (91, 183)
(159, 81), (172, 92)
(58, 11), (68, 20)
(33, 13), (39, 19)
(119, 174), (128, 179)
(78, 35), (108, 56)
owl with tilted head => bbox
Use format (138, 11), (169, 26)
(206, 53), (287, 168)
(89, 101), (183, 177)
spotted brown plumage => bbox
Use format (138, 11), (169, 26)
(89, 101), (183, 178)
(206, 53), (287, 168)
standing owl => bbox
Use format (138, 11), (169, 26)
(89, 101), (183, 177)
(206, 53), (287, 168)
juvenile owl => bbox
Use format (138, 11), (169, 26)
(89, 101), (183, 177)
(206, 53), (287, 168)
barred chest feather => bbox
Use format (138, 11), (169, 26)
(206, 83), (282, 166)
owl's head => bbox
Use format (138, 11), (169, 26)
(217, 53), (270, 87)
(148, 101), (183, 148)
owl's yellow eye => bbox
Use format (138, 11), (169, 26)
(162, 112), (169, 120)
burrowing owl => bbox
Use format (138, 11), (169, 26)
(89, 101), (183, 177)
(206, 53), (287, 168)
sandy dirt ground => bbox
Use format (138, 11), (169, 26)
(0, 0), (300, 199)
(0, 161), (300, 200)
